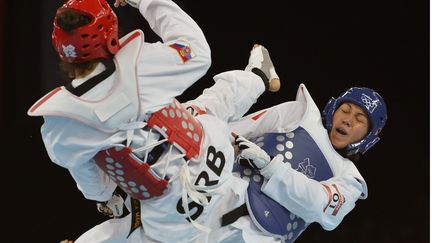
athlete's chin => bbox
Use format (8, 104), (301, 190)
(332, 142), (346, 150)
(330, 134), (348, 149)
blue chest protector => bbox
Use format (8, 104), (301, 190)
(233, 127), (334, 242)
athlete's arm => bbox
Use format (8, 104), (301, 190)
(260, 159), (364, 230)
(138, 0), (211, 83)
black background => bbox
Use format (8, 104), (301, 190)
(3, 0), (429, 242)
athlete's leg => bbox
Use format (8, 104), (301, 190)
(184, 44), (281, 123)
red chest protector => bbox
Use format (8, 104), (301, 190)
(94, 99), (204, 200)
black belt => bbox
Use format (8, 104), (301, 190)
(109, 187), (142, 238)
(127, 198), (142, 238)
(221, 203), (249, 226)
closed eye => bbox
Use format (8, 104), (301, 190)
(340, 104), (351, 113)
(356, 114), (368, 124)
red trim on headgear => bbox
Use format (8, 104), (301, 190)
(52, 0), (119, 63)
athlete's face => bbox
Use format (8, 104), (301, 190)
(330, 102), (370, 149)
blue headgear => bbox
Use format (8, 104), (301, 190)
(322, 87), (388, 155)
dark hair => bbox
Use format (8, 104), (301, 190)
(59, 60), (100, 79)
(56, 9), (92, 31)
(56, 9), (99, 79)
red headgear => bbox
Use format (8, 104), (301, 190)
(52, 0), (119, 63)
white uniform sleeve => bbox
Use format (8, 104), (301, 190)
(139, 0), (209, 49)
(187, 70), (266, 123)
(136, 0), (211, 111)
(41, 116), (117, 202)
(132, 0), (211, 113)
(260, 158), (364, 231)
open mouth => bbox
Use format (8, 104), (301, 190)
(335, 127), (348, 136)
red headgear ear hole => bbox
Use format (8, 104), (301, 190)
(107, 37), (119, 54)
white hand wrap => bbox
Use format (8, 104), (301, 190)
(97, 194), (124, 217)
(235, 135), (271, 169)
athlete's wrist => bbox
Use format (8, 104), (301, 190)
(260, 154), (284, 178)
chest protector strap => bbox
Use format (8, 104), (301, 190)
(147, 99), (203, 160)
(94, 99), (203, 200)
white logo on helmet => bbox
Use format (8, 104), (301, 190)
(62, 44), (77, 58)
(361, 93), (379, 113)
